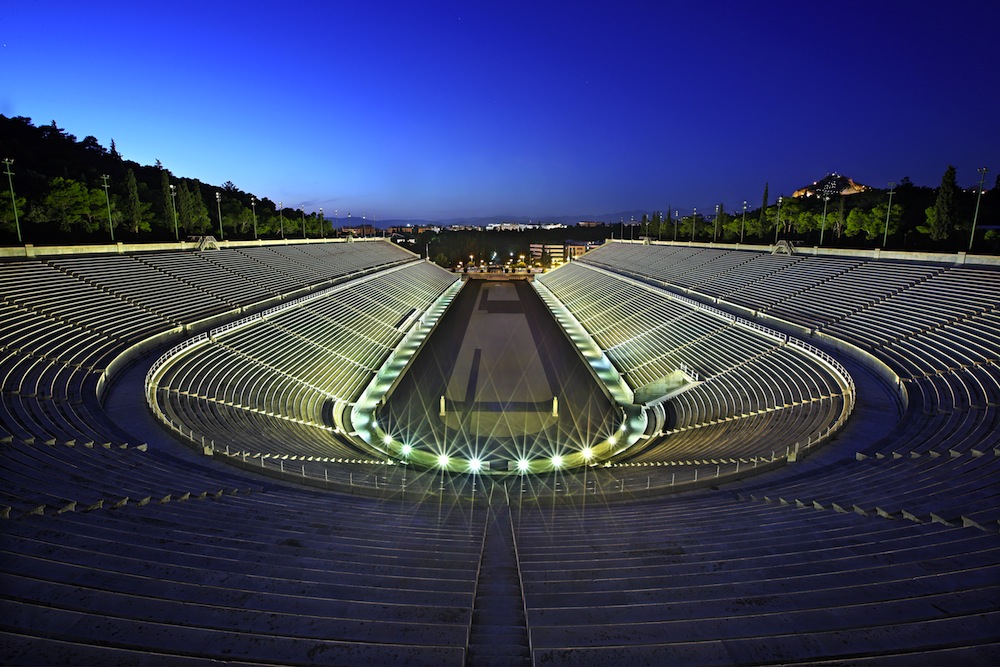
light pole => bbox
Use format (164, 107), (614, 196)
(882, 182), (895, 248)
(774, 197), (783, 243)
(691, 207), (697, 242)
(970, 167), (988, 251)
(250, 197), (257, 239)
(319, 208), (324, 238)
(215, 192), (224, 240)
(820, 195), (830, 246)
(674, 210), (678, 241)
(278, 201), (284, 238)
(713, 204), (720, 243)
(301, 206), (306, 239)
(3, 158), (21, 243)
(169, 184), (178, 240)
(101, 174), (114, 241)
(740, 200), (747, 244)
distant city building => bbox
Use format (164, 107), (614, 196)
(565, 239), (603, 261)
(576, 221), (605, 228)
(793, 173), (871, 198)
(339, 224), (376, 237)
(529, 242), (565, 266)
(486, 222), (530, 231)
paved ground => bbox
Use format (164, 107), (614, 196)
(381, 279), (618, 470)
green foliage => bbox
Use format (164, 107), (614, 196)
(42, 177), (106, 233)
(0, 192), (26, 236)
(845, 203), (902, 241)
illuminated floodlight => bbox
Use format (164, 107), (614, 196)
(468, 458), (482, 473)
(400, 444), (412, 456)
(382, 435), (392, 446)
(581, 447), (594, 460)
(551, 454), (564, 468)
(607, 435), (617, 446)
(437, 454), (450, 468)
(517, 458), (530, 473)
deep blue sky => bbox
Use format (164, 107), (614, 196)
(3, 1), (998, 220)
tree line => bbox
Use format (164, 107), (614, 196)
(0, 116), (334, 244)
(630, 168), (996, 252)
(1, 115), (996, 252)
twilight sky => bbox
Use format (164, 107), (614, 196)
(3, 1), (998, 221)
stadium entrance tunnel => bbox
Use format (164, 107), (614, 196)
(351, 279), (647, 475)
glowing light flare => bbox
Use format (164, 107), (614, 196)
(437, 454), (450, 468)
(468, 458), (482, 472)
(401, 444), (412, 456)
(517, 458), (530, 473)
(551, 454), (564, 468)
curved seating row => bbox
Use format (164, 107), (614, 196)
(3, 240), (999, 664)
(536, 261), (849, 463)
(152, 261), (459, 460)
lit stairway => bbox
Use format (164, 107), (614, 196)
(465, 496), (531, 666)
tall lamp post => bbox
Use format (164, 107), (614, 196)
(301, 206), (306, 239)
(215, 192), (224, 240)
(774, 197), (783, 244)
(820, 195), (830, 246)
(713, 204), (720, 243)
(740, 200), (747, 244)
(882, 181), (895, 248)
(278, 201), (284, 238)
(319, 208), (324, 238)
(169, 184), (178, 240)
(691, 207), (697, 242)
(674, 210), (678, 241)
(2, 158), (21, 243)
(101, 174), (114, 241)
(250, 196), (257, 239)
(970, 167), (988, 251)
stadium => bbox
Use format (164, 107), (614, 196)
(1, 237), (998, 665)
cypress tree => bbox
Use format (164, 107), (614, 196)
(160, 167), (174, 233)
(925, 165), (957, 241)
(759, 182), (769, 226)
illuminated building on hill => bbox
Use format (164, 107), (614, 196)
(793, 173), (871, 198)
